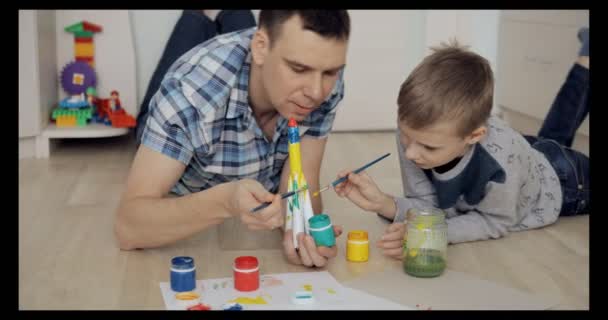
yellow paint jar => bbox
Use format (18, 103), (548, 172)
(346, 230), (369, 262)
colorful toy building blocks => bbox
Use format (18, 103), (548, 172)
(51, 107), (93, 127)
(64, 21), (102, 68)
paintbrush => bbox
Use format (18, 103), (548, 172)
(250, 185), (309, 213)
(312, 152), (391, 197)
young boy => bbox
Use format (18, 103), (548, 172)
(334, 36), (590, 259)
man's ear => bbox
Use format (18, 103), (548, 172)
(251, 29), (270, 66)
(465, 125), (487, 145)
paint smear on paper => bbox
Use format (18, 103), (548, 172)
(228, 296), (269, 305)
(261, 276), (283, 287)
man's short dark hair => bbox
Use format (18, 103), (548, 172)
(258, 10), (350, 45)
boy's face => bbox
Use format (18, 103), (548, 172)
(252, 15), (347, 121)
(398, 119), (486, 170)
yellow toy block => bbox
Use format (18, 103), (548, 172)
(74, 43), (94, 57)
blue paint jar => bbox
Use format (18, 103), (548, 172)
(170, 256), (196, 292)
(308, 214), (336, 247)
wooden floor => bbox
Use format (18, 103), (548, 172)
(18, 132), (589, 310)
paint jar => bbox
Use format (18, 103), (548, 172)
(346, 230), (369, 262)
(170, 256), (196, 292)
(233, 256), (260, 292)
(308, 214), (336, 247)
(403, 208), (447, 278)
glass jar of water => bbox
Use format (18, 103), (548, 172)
(403, 208), (447, 278)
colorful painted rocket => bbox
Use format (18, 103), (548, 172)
(285, 118), (315, 249)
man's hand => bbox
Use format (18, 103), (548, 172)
(228, 179), (284, 231)
(282, 225), (343, 267)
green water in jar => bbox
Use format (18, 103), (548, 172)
(403, 248), (446, 278)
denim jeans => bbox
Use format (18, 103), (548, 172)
(524, 135), (590, 216)
(538, 63), (590, 148)
(135, 10), (257, 144)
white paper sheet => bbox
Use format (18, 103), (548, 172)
(160, 271), (412, 310)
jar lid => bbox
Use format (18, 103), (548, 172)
(234, 256), (259, 269)
(308, 214), (331, 229)
(409, 207), (446, 226)
(171, 256), (195, 270)
(348, 230), (368, 241)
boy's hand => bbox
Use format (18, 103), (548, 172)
(376, 222), (407, 260)
(282, 225), (343, 267)
(334, 170), (393, 215)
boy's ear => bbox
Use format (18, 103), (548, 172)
(251, 29), (270, 66)
(465, 125), (487, 145)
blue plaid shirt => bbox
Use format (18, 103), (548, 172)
(141, 28), (345, 195)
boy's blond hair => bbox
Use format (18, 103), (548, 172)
(397, 39), (494, 137)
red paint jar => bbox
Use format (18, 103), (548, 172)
(233, 256), (259, 292)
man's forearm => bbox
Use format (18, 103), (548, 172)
(115, 182), (235, 250)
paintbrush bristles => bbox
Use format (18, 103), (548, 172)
(313, 186), (330, 197)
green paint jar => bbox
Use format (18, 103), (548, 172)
(403, 208), (447, 278)
(308, 214), (336, 247)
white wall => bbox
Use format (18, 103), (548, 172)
(129, 10), (181, 110)
(37, 10), (58, 133)
(19, 10), (41, 138)
(127, 10), (500, 131)
(496, 10), (589, 154)
(333, 10), (426, 131)
(425, 10), (501, 115)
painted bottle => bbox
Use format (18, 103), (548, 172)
(170, 256), (196, 292)
(308, 214), (336, 247)
(403, 208), (447, 278)
(346, 230), (369, 262)
(233, 256), (260, 292)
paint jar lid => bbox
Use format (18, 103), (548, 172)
(234, 256), (259, 270)
(308, 214), (332, 229)
(171, 256), (195, 270)
(348, 230), (368, 241)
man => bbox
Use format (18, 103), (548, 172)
(115, 10), (350, 268)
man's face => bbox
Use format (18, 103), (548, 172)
(398, 119), (483, 170)
(253, 15), (347, 121)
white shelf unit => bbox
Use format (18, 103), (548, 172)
(36, 123), (129, 158)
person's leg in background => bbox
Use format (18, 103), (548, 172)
(134, 10), (257, 145)
(527, 137), (590, 217)
(215, 10), (257, 34)
(135, 10), (217, 144)
(537, 27), (589, 148)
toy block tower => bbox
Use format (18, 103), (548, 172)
(64, 21), (102, 68)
